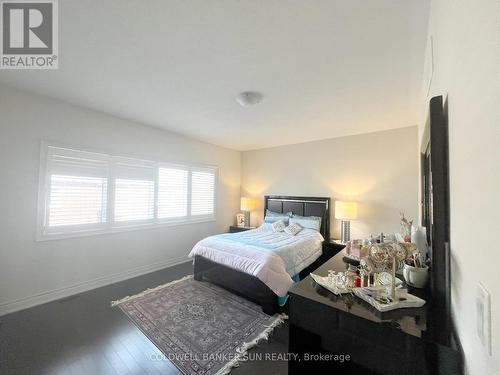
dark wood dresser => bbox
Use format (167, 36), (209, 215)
(288, 251), (463, 375)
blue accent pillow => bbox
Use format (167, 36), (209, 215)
(265, 209), (292, 217)
(289, 214), (322, 231)
(264, 209), (292, 224)
(264, 215), (291, 224)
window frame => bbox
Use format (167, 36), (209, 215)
(36, 142), (218, 241)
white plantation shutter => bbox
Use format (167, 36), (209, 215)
(38, 144), (218, 240)
(47, 146), (109, 178)
(45, 147), (109, 232)
(48, 175), (107, 227)
(191, 167), (216, 217)
(158, 166), (188, 219)
(113, 157), (155, 223)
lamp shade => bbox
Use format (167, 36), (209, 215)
(335, 201), (358, 220)
(240, 197), (255, 211)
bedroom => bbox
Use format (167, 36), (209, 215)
(0, 1), (498, 375)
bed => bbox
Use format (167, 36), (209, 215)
(189, 195), (331, 314)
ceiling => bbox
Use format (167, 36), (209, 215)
(0, 0), (430, 151)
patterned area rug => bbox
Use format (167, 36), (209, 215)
(111, 275), (286, 375)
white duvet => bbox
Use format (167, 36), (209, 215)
(188, 224), (324, 296)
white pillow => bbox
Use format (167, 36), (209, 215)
(271, 219), (286, 232)
(289, 217), (321, 231)
(284, 222), (303, 235)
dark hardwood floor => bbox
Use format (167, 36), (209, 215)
(0, 261), (288, 375)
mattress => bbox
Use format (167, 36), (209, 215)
(188, 224), (324, 296)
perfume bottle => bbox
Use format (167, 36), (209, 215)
(360, 270), (370, 287)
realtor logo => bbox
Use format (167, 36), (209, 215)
(1, 0), (58, 69)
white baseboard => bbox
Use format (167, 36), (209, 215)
(0, 255), (190, 316)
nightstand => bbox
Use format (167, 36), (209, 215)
(229, 225), (256, 233)
(321, 239), (345, 260)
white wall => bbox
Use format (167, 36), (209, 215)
(241, 126), (419, 240)
(0, 85), (241, 315)
(420, 1), (500, 373)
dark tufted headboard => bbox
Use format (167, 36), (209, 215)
(264, 195), (330, 241)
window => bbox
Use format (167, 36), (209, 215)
(191, 168), (216, 217)
(38, 144), (218, 240)
(114, 179), (155, 222)
(48, 175), (107, 227)
(158, 166), (188, 219)
(113, 158), (155, 223)
(42, 146), (109, 234)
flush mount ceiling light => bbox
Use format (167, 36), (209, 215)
(235, 91), (263, 107)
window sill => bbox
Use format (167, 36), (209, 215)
(36, 217), (217, 242)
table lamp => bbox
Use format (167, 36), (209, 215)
(240, 197), (255, 227)
(335, 201), (358, 243)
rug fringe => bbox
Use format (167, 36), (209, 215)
(111, 275), (193, 306)
(215, 313), (289, 375)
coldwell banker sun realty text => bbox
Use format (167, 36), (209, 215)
(0, 0), (58, 69)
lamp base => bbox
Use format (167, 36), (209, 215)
(340, 220), (351, 243)
(243, 211), (251, 227)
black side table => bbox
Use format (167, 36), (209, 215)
(229, 225), (256, 233)
(321, 240), (345, 262)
